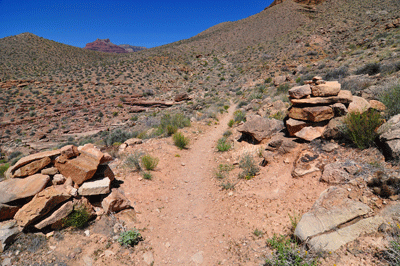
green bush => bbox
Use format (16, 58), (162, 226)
(343, 110), (383, 149)
(142, 172), (153, 180)
(228, 119), (234, 127)
(238, 154), (260, 180)
(356, 62), (381, 76)
(217, 137), (231, 152)
(118, 229), (143, 247)
(380, 82), (400, 118)
(173, 132), (189, 149)
(104, 129), (135, 146)
(223, 130), (232, 137)
(141, 154), (159, 170)
(63, 206), (91, 228)
(166, 125), (178, 136)
(265, 234), (318, 266)
(0, 163), (10, 178)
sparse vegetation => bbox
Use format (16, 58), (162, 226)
(173, 132), (189, 149)
(118, 229), (143, 247)
(343, 110), (383, 149)
(380, 82), (400, 118)
(141, 154), (159, 170)
(124, 151), (143, 172)
(238, 154), (259, 180)
(63, 206), (91, 228)
(142, 171), (153, 180)
(264, 234), (318, 266)
(216, 137), (231, 152)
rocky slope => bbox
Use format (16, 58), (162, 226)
(84, 39), (146, 54)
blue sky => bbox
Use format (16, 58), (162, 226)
(0, 0), (273, 48)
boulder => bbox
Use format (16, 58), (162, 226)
(273, 76), (286, 86)
(369, 100), (386, 111)
(237, 116), (284, 143)
(102, 189), (132, 214)
(55, 155), (99, 185)
(52, 174), (66, 185)
(94, 164), (115, 182)
(14, 185), (71, 228)
(34, 201), (74, 230)
(0, 220), (20, 252)
(12, 157), (51, 178)
(78, 144), (112, 164)
(286, 119), (307, 136)
(378, 114), (400, 161)
(265, 138), (297, 154)
(174, 93), (191, 102)
(115, 209), (137, 229)
(288, 85), (311, 99)
(290, 90), (353, 106)
(78, 176), (111, 196)
(330, 103), (348, 117)
(295, 187), (374, 251)
(320, 162), (353, 184)
(124, 138), (143, 146)
(6, 150), (61, 178)
(60, 145), (80, 159)
(0, 204), (20, 221)
(322, 117), (345, 139)
(347, 96), (371, 114)
(0, 174), (50, 204)
(295, 126), (326, 141)
(289, 106), (334, 122)
(311, 81), (341, 97)
(41, 167), (59, 176)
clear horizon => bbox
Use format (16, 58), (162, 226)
(0, 0), (273, 49)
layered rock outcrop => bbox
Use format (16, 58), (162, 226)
(84, 39), (146, 54)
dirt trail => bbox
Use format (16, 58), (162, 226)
(148, 105), (237, 265)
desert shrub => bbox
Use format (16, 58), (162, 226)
(356, 62), (381, 75)
(277, 83), (290, 94)
(142, 172), (153, 180)
(217, 137), (231, 152)
(379, 82), (400, 118)
(238, 154), (260, 180)
(173, 132), (189, 149)
(63, 206), (90, 228)
(223, 130), (232, 137)
(264, 234), (319, 266)
(343, 110), (383, 149)
(8, 151), (22, 160)
(324, 66), (349, 80)
(0, 163), (9, 178)
(104, 129), (134, 146)
(118, 229), (143, 247)
(234, 110), (246, 123)
(141, 154), (159, 170)
(158, 113), (191, 136)
(341, 77), (371, 94)
(228, 119), (234, 127)
(381, 61), (400, 75)
(220, 182), (236, 190)
(124, 151), (143, 172)
(166, 125), (178, 136)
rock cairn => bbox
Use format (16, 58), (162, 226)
(286, 77), (354, 141)
(0, 144), (132, 252)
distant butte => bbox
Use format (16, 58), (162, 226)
(84, 39), (146, 54)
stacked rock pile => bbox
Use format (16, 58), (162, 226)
(0, 144), (132, 251)
(285, 77), (354, 141)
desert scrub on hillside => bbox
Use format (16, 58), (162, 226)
(238, 154), (259, 180)
(379, 82), (400, 118)
(158, 113), (191, 136)
(216, 137), (231, 152)
(343, 109), (383, 150)
(264, 234), (319, 266)
(356, 62), (381, 76)
(141, 154), (159, 170)
(104, 129), (136, 146)
(118, 229), (143, 247)
(173, 132), (189, 149)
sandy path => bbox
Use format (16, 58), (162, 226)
(149, 105), (237, 265)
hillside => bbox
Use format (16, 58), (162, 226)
(0, 0), (400, 265)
